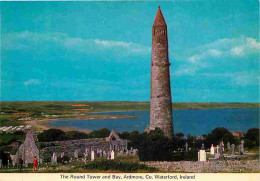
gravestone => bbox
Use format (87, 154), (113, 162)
(10, 155), (17, 168)
(0, 159), (2, 169)
(107, 151), (110, 160)
(103, 151), (106, 158)
(238, 145), (241, 156)
(231, 144), (235, 155)
(210, 144), (215, 155)
(83, 152), (88, 162)
(74, 149), (78, 159)
(91, 151), (95, 161)
(201, 143), (205, 150)
(51, 153), (57, 164)
(198, 150), (206, 161)
(126, 150), (129, 155)
(185, 143), (188, 151)
(111, 150), (115, 160)
(214, 153), (220, 159)
(98, 150), (102, 158)
(85, 148), (89, 154)
(240, 140), (245, 154)
(227, 142), (231, 150)
(216, 145), (219, 154)
(119, 150), (124, 156)
(220, 141), (224, 152)
(133, 149), (137, 156)
(25, 160), (28, 167)
(219, 143), (223, 155)
(60, 152), (65, 164)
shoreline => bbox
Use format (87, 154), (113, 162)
(22, 107), (260, 133)
(25, 114), (136, 133)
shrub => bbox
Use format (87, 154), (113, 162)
(184, 149), (198, 161)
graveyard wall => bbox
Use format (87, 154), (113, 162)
(143, 160), (259, 173)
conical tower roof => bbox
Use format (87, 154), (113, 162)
(153, 6), (166, 27)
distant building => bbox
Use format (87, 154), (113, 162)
(230, 131), (244, 138)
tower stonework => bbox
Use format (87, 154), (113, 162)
(146, 6), (173, 139)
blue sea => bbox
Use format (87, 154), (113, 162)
(47, 109), (259, 136)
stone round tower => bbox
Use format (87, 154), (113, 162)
(146, 6), (173, 139)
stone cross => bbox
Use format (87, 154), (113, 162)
(185, 143), (188, 151)
(85, 148), (89, 154)
(231, 144), (235, 155)
(84, 152), (88, 159)
(240, 140), (245, 154)
(91, 151), (95, 161)
(227, 142), (231, 150)
(111, 150), (115, 160)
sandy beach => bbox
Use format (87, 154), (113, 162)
(25, 114), (135, 133)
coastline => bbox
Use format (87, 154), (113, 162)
(25, 114), (136, 133)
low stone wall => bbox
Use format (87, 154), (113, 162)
(143, 160), (260, 173)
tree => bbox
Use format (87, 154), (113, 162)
(37, 129), (65, 142)
(138, 128), (174, 161)
(174, 132), (185, 150)
(222, 132), (240, 145)
(205, 127), (230, 147)
(244, 128), (259, 148)
(88, 128), (110, 138)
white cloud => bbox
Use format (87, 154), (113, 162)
(1, 31), (150, 56)
(231, 46), (244, 56)
(187, 36), (260, 62)
(201, 72), (259, 87)
(208, 49), (222, 56)
(24, 79), (40, 86)
(94, 39), (132, 47)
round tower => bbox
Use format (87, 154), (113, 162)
(147, 6), (174, 139)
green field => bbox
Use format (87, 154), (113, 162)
(1, 101), (259, 113)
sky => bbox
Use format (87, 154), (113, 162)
(1, 0), (259, 102)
